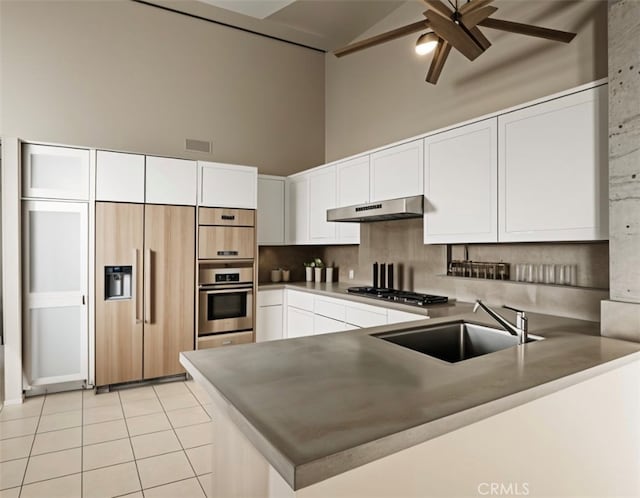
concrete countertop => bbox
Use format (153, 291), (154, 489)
(181, 285), (640, 490)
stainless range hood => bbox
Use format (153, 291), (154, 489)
(326, 195), (424, 223)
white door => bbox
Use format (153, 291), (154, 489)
(23, 201), (88, 386)
(309, 165), (337, 242)
(336, 156), (369, 243)
(370, 140), (424, 201)
(498, 85), (608, 242)
(423, 118), (498, 244)
(22, 144), (90, 200)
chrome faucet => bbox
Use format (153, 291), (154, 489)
(473, 300), (528, 345)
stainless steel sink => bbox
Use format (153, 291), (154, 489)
(373, 321), (543, 363)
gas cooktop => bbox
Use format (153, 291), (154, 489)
(347, 287), (449, 307)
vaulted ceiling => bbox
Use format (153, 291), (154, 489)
(137, 0), (407, 51)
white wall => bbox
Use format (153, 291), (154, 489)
(0, 0), (325, 176)
(325, 0), (607, 161)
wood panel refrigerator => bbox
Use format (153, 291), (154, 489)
(95, 202), (195, 386)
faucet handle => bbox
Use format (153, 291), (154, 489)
(504, 305), (528, 334)
(503, 305), (525, 316)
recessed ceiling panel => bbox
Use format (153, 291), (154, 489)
(199, 0), (296, 19)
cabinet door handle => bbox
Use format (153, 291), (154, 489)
(222, 340), (233, 345)
(217, 250), (239, 256)
(133, 249), (142, 324)
(144, 248), (152, 324)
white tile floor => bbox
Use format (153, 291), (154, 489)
(0, 380), (213, 498)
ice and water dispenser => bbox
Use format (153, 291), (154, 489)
(105, 266), (132, 300)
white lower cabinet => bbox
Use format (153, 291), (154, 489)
(345, 303), (388, 328)
(257, 306), (284, 342)
(314, 314), (346, 334)
(286, 307), (314, 338)
(256, 289), (284, 342)
(280, 289), (428, 338)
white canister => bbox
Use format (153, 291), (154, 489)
(305, 267), (313, 282)
(270, 269), (282, 283)
(325, 267), (334, 283)
(314, 267), (323, 283)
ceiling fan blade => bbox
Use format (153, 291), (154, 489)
(426, 39), (451, 84)
(459, 0), (494, 16)
(424, 9), (483, 60)
(467, 26), (491, 50)
(478, 17), (576, 43)
(460, 5), (497, 28)
(333, 20), (430, 57)
(422, 0), (454, 19)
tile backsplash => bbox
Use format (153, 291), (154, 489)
(259, 218), (609, 322)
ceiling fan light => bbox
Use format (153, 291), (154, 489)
(415, 32), (439, 55)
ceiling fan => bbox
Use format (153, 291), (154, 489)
(333, 0), (577, 84)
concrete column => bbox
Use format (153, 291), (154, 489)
(1, 138), (24, 404)
(601, 0), (640, 342)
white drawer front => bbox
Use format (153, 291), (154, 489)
(314, 297), (346, 322)
(345, 306), (387, 328)
(286, 290), (314, 312)
(258, 289), (284, 307)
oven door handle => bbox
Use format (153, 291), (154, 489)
(199, 286), (253, 294)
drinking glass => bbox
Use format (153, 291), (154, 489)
(544, 264), (555, 284)
(537, 264), (545, 283)
(555, 264), (566, 285)
(526, 264), (535, 283)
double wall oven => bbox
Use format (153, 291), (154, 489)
(197, 207), (256, 349)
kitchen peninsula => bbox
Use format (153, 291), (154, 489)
(181, 298), (640, 498)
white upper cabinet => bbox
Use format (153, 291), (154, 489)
(286, 174), (309, 245)
(199, 161), (257, 209)
(498, 85), (608, 242)
(145, 156), (197, 206)
(257, 175), (285, 245)
(96, 150), (145, 203)
(370, 139), (423, 202)
(336, 156), (369, 243)
(308, 165), (337, 243)
(22, 144), (90, 200)
(424, 118), (498, 244)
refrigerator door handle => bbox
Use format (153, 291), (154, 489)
(144, 248), (152, 324)
(133, 249), (142, 324)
